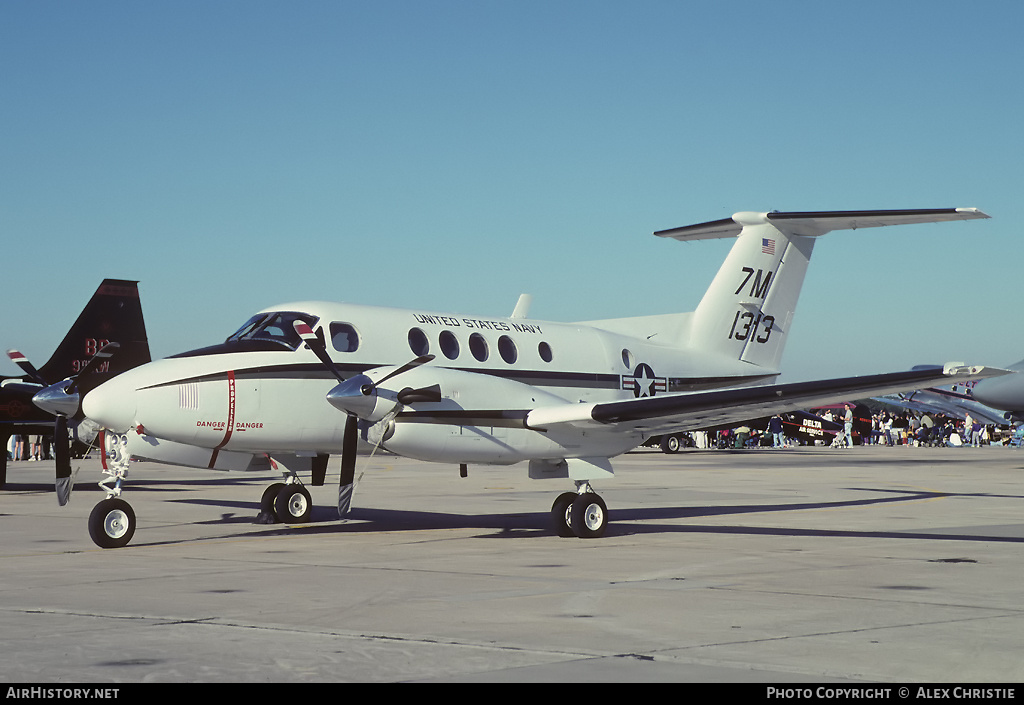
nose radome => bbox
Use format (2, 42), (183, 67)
(82, 373), (138, 432)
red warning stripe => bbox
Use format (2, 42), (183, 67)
(208, 370), (236, 468)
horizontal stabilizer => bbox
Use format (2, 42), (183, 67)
(656, 208), (989, 241)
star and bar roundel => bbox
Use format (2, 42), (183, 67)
(621, 363), (667, 398)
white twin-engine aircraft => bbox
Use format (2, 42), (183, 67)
(45, 208), (1004, 548)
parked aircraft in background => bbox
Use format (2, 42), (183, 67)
(35, 208), (1003, 548)
(878, 383), (1007, 426)
(970, 359), (1024, 422)
(877, 361), (1022, 426)
(1, 279), (150, 489)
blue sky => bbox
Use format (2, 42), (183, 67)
(2, 0), (1020, 382)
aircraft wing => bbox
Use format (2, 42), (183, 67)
(526, 364), (1009, 436)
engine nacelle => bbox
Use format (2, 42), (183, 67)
(368, 366), (643, 464)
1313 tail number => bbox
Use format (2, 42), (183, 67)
(728, 310), (775, 343)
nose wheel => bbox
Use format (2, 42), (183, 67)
(88, 497), (136, 549)
(551, 484), (608, 538)
(87, 433), (137, 549)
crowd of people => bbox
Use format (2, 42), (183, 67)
(692, 408), (1015, 450)
(5, 434), (52, 462)
(859, 410), (1001, 448)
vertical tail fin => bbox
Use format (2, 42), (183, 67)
(656, 208), (989, 372)
(38, 279), (151, 383)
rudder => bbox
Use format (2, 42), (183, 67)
(39, 279), (151, 383)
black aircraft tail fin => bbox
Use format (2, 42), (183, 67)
(38, 279), (151, 384)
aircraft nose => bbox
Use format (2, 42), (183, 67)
(82, 373), (138, 432)
(972, 372), (1024, 414)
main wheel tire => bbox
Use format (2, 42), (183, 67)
(257, 482), (287, 523)
(88, 498), (137, 549)
(660, 434), (682, 454)
(551, 492), (578, 537)
(570, 493), (608, 539)
(274, 484), (312, 523)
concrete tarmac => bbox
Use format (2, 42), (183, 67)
(2, 445), (1024, 683)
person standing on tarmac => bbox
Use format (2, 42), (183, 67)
(842, 405), (855, 448)
(769, 414), (785, 448)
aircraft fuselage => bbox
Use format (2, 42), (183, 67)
(83, 300), (767, 468)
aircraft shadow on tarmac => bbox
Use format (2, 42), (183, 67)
(8, 472), (1024, 547)
(149, 486), (1024, 547)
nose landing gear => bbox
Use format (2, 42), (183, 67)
(88, 432), (137, 549)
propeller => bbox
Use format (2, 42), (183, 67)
(293, 321), (435, 515)
(32, 342), (120, 417)
(30, 342), (121, 506)
(6, 349), (46, 386)
(323, 355), (435, 419)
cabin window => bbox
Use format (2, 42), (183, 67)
(330, 322), (360, 353)
(408, 327), (429, 356)
(439, 330), (460, 360)
(621, 349), (635, 369)
(469, 333), (488, 362)
(498, 335), (518, 364)
(538, 341), (553, 363)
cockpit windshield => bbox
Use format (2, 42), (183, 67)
(225, 311), (319, 351)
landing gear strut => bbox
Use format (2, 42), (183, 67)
(551, 482), (609, 539)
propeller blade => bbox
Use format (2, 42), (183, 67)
(54, 415), (73, 506)
(7, 349), (46, 385)
(293, 321), (347, 383)
(338, 414), (358, 516)
(76, 342), (120, 379)
(372, 355), (435, 390)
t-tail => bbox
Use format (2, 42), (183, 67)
(38, 279), (151, 383)
(657, 208), (990, 373)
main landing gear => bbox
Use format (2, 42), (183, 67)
(256, 480), (313, 524)
(551, 482), (609, 539)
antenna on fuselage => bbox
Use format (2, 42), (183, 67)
(511, 294), (532, 319)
